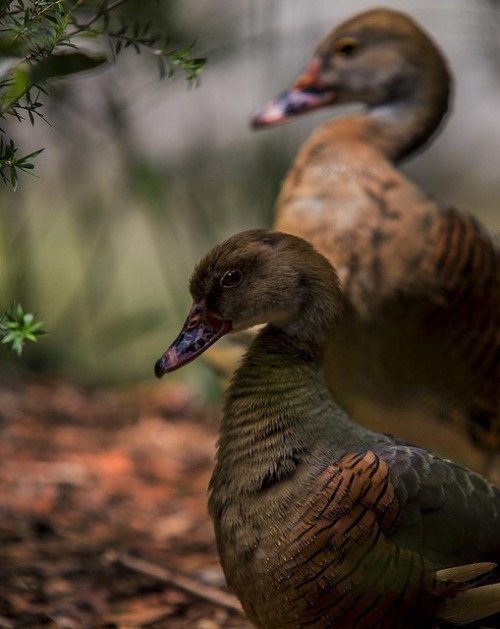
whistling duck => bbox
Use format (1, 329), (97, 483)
(251, 8), (500, 463)
(155, 229), (500, 629)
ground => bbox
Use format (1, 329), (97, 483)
(0, 371), (250, 629)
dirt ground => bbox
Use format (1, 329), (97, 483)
(1, 369), (498, 629)
(0, 371), (250, 628)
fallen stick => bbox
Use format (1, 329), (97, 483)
(105, 550), (244, 615)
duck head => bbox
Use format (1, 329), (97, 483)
(252, 7), (450, 128)
(154, 230), (343, 377)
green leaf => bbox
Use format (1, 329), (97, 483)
(1, 63), (31, 110)
(1, 52), (108, 112)
(30, 51), (108, 83)
(17, 147), (44, 167)
(10, 165), (18, 191)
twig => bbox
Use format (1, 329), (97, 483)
(67, 0), (133, 37)
(105, 550), (244, 615)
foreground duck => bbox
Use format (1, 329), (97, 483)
(155, 230), (500, 628)
(252, 8), (500, 461)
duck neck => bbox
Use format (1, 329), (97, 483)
(340, 67), (451, 162)
(208, 322), (370, 516)
(371, 90), (450, 161)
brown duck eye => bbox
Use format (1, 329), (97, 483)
(334, 37), (359, 57)
(220, 269), (243, 288)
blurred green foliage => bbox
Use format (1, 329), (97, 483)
(0, 0), (206, 364)
(0, 0), (206, 188)
(0, 0), (295, 391)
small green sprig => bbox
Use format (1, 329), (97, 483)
(0, 302), (46, 356)
(0, 136), (44, 190)
(110, 25), (206, 84)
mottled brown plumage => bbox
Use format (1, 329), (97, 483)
(155, 230), (500, 628)
(252, 8), (500, 460)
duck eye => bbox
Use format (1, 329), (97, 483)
(334, 37), (359, 57)
(220, 269), (243, 288)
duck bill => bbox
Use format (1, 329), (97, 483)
(154, 303), (231, 378)
(251, 58), (336, 128)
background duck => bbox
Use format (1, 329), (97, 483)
(155, 229), (500, 629)
(251, 7), (500, 469)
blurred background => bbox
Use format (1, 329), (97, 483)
(2, 0), (500, 394)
